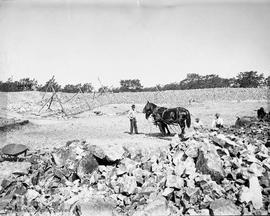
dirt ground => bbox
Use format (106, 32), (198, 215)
(0, 99), (268, 152)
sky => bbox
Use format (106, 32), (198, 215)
(0, 0), (269, 89)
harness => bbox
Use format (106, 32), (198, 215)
(154, 107), (186, 134)
(153, 107), (186, 125)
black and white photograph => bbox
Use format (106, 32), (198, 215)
(0, 0), (269, 215)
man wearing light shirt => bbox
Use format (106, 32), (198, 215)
(212, 113), (224, 129)
(128, 104), (138, 134)
(193, 117), (204, 131)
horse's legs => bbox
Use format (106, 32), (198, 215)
(179, 121), (185, 136)
(165, 124), (171, 135)
(161, 122), (170, 136)
(157, 122), (166, 136)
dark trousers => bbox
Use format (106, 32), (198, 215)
(130, 118), (138, 134)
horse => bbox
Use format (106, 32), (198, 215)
(143, 101), (191, 136)
(149, 106), (171, 136)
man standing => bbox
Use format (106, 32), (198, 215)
(212, 113), (224, 129)
(128, 104), (138, 134)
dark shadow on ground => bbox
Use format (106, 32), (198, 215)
(123, 131), (145, 135)
(0, 119), (29, 132)
(123, 131), (186, 141)
(144, 132), (190, 141)
(144, 132), (176, 140)
(0, 156), (26, 162)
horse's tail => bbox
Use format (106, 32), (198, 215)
(185, 109), (191, 128)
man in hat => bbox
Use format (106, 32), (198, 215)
(212, 113), (224, 129)
(128, 104), (138, 134)
(193, 117), (203, 131)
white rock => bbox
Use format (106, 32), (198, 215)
(210, 198), (241, 216)
(175, 157), (196, 176)
(143, 196), (170, 216)
(171, 134), (181, 148)
(185, 140), (200, 158)
(212, 134), (239, 147)
(184, 157), (196, 175)
(90, 144), (125, 162)
(121, 158), (138, 173)
(172, 150), (185, 166)
(162, 188), (174, 197)
(166, 174), (184, 189)
(240, 175), (263, 210)
(25, 189), (40, 202)
(249, 163), (265, 177)
(122, 175), (137, 195)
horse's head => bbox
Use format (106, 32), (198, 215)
(142, 101), (149, 113)
(143, 101), (156, 119)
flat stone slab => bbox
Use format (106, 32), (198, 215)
(1, 144), (28, 157)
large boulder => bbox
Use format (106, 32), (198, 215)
(162, 188), (174, 197)
(174, 156), (197, 177)
(133, 196), (169, 216)
(172, 150), (185, 166)
(210, 198), (241, 216)
(120, 158), (138, 174)
(240, 176), (263, 210)
(120, 175), (137, 195)
(173, 150), (196, 177)
(196, 150), (225, 183)
(52, 141), (99, 178)
(166, 174), (184, 189)
(211, 134), (238, 148)
(198, 179), (224, 199)
(52, 147), (79, 168)
(78, 198), (116, 216)
(89, 144), (125, 163)
(25, 189), (40, 203)
(184, 139), (201, 158)
(63, 192), (116, 216)
(185, 187), (201, 204)
(77, 153), (99, 178)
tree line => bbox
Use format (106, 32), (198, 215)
(0, 71), (269, 93)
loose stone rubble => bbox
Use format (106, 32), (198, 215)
(0, 121), (269, 215)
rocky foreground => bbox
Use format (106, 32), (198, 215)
(0, 121), (269, 216)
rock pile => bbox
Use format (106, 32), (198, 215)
(0, 122), (269, 215)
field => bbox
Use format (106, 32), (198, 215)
(0, 88), (270, 215)
(0, 88), (269, 151)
